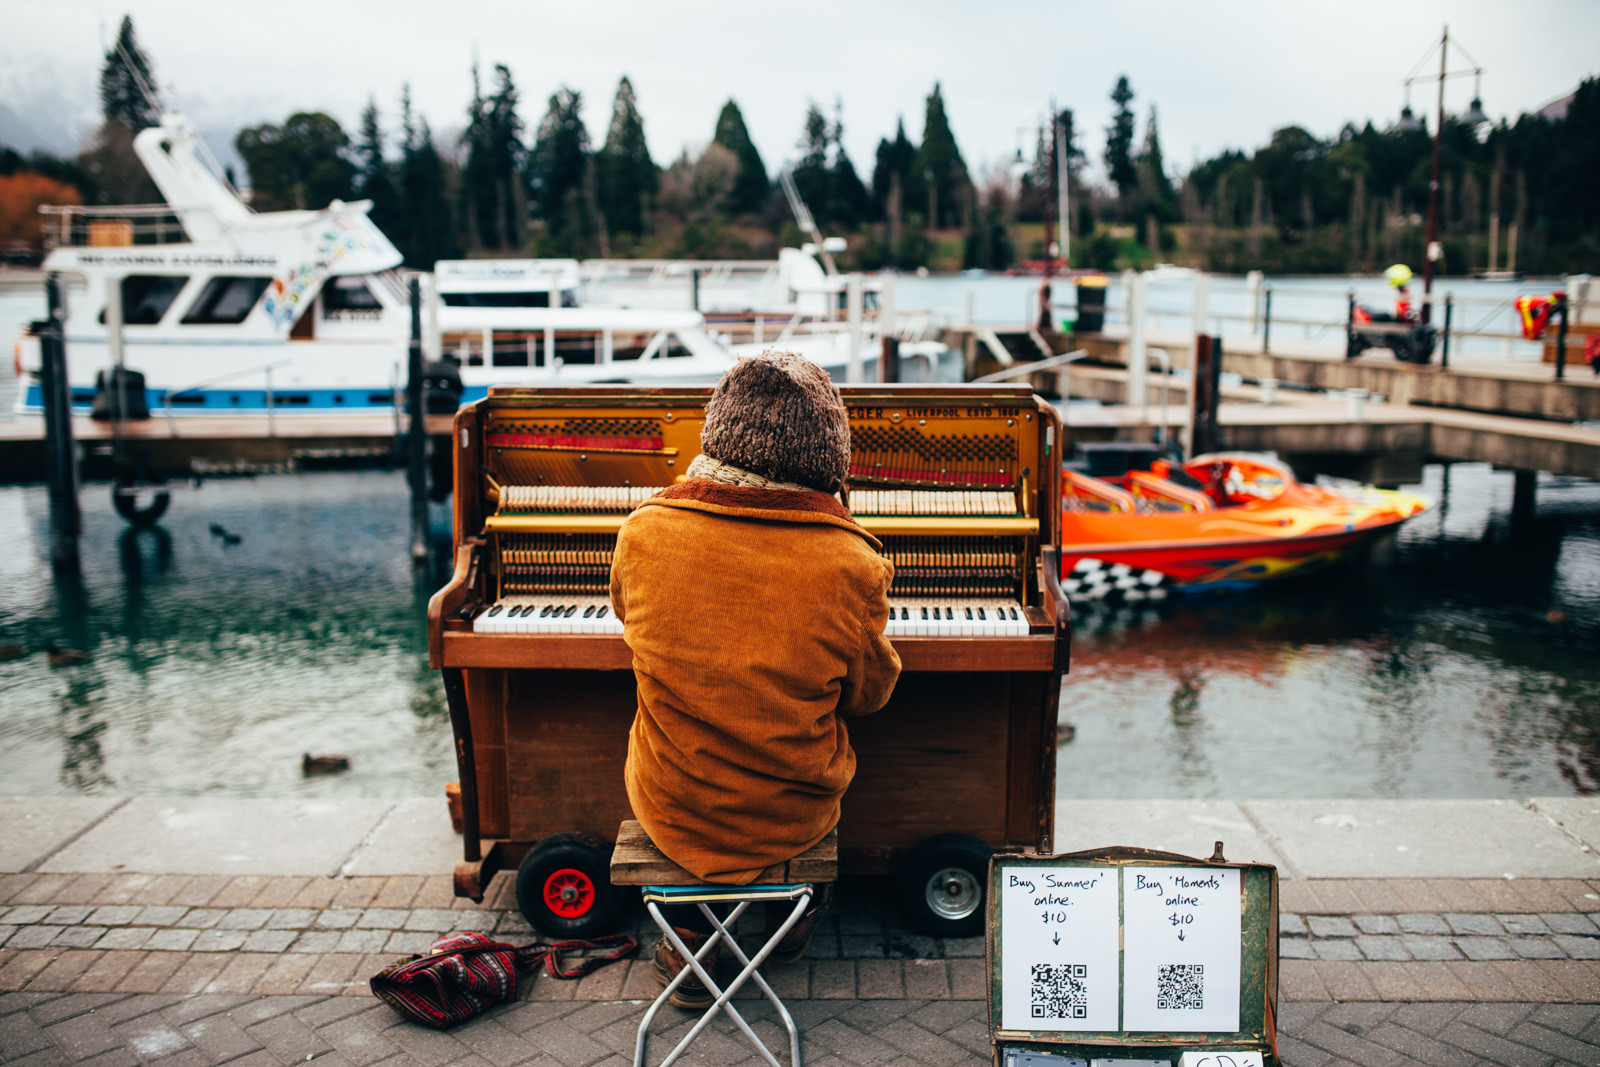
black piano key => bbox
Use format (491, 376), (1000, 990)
(597, 606), (609, 617)
(540, 605), (555, 617)
(583, 605), (596, 617)
(487, 605), (503, 617)
(564, 605), (578, 617)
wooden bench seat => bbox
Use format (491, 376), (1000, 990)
(609, 820), (838, 886)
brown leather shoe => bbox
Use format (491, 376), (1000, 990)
(769, 884), (833, 965)
(653, 927), (719, 1010)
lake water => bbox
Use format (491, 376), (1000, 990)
(2, 275), (1596, 802)
(1, 461), (1595, 802)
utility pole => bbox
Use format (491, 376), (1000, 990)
(1038, 108), (1058, 334)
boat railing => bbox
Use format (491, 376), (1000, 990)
(38, 203), (197, 249)
(162, 357), (293, 436)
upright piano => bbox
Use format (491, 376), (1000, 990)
(428, 384), (1070, 935)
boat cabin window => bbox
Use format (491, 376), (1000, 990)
(322, 277), (383, 314)
(100, 275), (189, 325)
(442, 291), (550, 308)
(181, 276), (271, 325)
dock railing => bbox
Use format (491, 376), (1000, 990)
(38, 204), (196, 249)
(161, 358), (293, 436)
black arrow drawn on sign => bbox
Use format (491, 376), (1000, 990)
(1178, 930), (1186, 941)
(1052, 932), (1060, 946)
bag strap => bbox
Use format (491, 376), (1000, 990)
(512, 933), (638, 979)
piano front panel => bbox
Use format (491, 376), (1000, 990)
(428, 385), (1067, 868)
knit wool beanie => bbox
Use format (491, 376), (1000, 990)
(699, 352), (851, 494)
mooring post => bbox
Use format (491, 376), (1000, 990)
(1441, 294), (1453, 369)
(880, 337), (901, 383)
(407, 276), (429, 562)
(40, 274), (80, 571)
(690, 268), (701, 313)
(1262, 287), (1273, 356)
(1553, 294), (1569, 382)
(845, 273), (863, 383)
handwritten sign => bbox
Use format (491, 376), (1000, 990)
(1122, 867), (1242, 1032)
(998, 865), (1120, 1032)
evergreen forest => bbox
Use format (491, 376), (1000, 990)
(2, 16), (1596, 277)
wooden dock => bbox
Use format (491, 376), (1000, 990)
(0, 412), (456, 482)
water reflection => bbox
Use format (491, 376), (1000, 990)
(1, 462), (1596, 800)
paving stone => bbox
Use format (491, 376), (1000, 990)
(142, 929), (198, 952)
(1351, 913), (1402, 935)
(179, 1012), (263, 1059)
(316, 909), (365, 930)
(1542, 912), (1599, 935)
(1280, 939), (1317, 959)
(1440, 1019), (1558, 1066)
(157, 955), (230, 995)
(402, 908), (460, 933)
(177, 908), (229, 931)
(1307, 915), (1360, 938)
(1552, 934), (1600, 960)
(30, 992), (126, 1026)
(7, 926), (62, 949)
(29, 950), (101, 991)
(1509, 937), (1567, 960)
(113, 953), (185, 994)
(356, 908), (410, 930)
(315, 1012), (405, 1066)
(1356, 936), (1411, 961)
(1401, 935), (1463, 961)
(130, 907), (189, 927)
(249, 954), (320, 995)
(335, 929), (394, 954)
(50, 926), (106, 949)
(216, 909), (273, 931)
(84, 907), (142, 927)
(1278, 913), (1307, 936)
(40, 906), (94, 926)
(246, 1011), (333, 1061)
(1447, 912), (1506, 936)
(72, 952), (144, 993)
(93, 928), (153, 952)
(1457, 936), (1517, 961)
(265, 908), (318, 930)
(189, 929), (249, 953)
(111, 1017), (190, 1061)
(223, 931), (285, 957)
(4, 907), (55, 925)
(938, 936), (985, 958)
(1398, 912), (1451, 935)
(291, 930), (344, 953)
(1500, 913), (1553, 935)
(1313, 939), (1363, 961)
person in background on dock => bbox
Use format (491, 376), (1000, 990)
(609, 352), (902, 1009)
(1386, 263), (1418, 321)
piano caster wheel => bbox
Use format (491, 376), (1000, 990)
(516, 831), (618, 938)
(895, 833), (992, 939)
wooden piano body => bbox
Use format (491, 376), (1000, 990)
(427, 383), (1070, 936)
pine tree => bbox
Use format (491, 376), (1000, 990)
(1136, 105), (1175, 222)
(354, 97), (402, 241)
(1105, 76), (1138, 204)
(596, 76), (656, 240)
(235, 112), (354, 211)
(99, 16), (161, 131)
(871, 118), (918, 226)
(397, 84), (460, 266)
(460, 62), (525, 250)
(790, 101), (832, 223)
(827, 103), (871, 229)
(712, 100), (769, 215)
(912, 83), (970, 230)
(527, 88), (600, 255)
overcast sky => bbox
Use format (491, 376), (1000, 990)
(3, 0), (1598, 186)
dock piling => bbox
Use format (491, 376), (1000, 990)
(407, 276), (429, 563)
(1441, 295), (1453, 369)
(39, 274), (81, 572)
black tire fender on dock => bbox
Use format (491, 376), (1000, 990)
(112, 477), (171, 527)
(896, 833), (993, 938)
(516, 832), (619, 938)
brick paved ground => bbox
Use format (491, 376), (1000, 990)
(2, 872), (1598, 1064)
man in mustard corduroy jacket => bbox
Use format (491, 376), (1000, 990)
(610, 352), (902, 1008)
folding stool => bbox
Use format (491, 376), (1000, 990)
(610, 820), (838, 1067)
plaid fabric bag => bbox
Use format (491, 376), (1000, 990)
(370, 930), (637, 1029)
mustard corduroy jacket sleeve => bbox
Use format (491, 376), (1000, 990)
(837, 560), (900, 718)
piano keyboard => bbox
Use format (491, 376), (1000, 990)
(884, 599), (1029, 637)
(473, 596), (1028, 638)
(474, 596), (624, 634)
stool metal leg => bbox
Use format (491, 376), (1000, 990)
(634, 891), (812, 1067)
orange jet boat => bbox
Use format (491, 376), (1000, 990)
(1060, 452), (1431, 601)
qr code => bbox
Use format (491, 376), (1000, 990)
(1156, 963), (1204, 1010)
(1030, 963), (1088, 1019)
